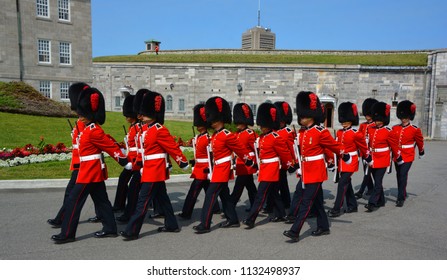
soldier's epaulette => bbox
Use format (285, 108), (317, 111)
(285, 127), (292, 133)
(385, 126), (391, 131)
(272, 132), (279, 138)
(246, 129), (254, 134)
(315, 126), (324, 132)
(352, 128), (358, 132)
(411, 124), (419, 129)
(155, 123), (163, 130)
(87, 123), (96, 130)
(223, 129), (231, 135)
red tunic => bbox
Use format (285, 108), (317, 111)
(125, 123), (140, 171)
(234, 128), (258, 176)
(257, 131), (294, 182)
(335, 127), (369, 173)
(359, 121), (375, 146)
(69, 120), (85, 171)
(367, 125), (398, 168)
(190, 132), (211, 180)
(298, 125), (345, 184)
(275, 126), (297, 170)
(135, 123), (146, 169)
(390, 123), (424, 162)
(210, 128), (253, 183)
(76, 123), (126, 184)
(141, 122), (187, 182)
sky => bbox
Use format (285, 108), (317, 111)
(91, 0), (447, 57)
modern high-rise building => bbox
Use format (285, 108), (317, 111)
(0, 0), (92, 102)
(241, 26), (276, 50)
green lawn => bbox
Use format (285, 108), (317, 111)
(0, 111), (195, 179)
(93, 53), (429, 66)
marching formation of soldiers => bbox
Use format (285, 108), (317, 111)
(47, 83), (425, 244)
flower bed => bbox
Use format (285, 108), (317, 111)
(0, 138), (71, 167)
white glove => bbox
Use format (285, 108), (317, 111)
(140, 168), (143, 175)
(297, 168), (302, 176)
(181, 164), (190, 171)
(124, 162), (132, 170)
(368, 160), (374, 167)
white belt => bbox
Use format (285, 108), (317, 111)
(144, 153), (167, 160)
(347, 151), (358, 156)
(248, 152), (255, 156)
(302, 154), (324, 162)
(196, 158), (208, 163)
(401, 144), (414, 149)
(214, 155), (232, 165)
(260, 157), (280, 164)
(128, 147), (138, 152)
(371, 147), (389, 152)
(72, 144), (79, 149)
(80, 154), (101, 162)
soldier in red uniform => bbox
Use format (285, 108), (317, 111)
(283, 91), (351, 243)
(355, 98), (379, 199)
(242, 103), (296, 229)
(328, 102), (370, 217)
(230, 103), (258, 211)
(120, 91), (189, 240)
(364, 102), (398, 212)
(47, 82), (90, 228)
(51, 88), (132, 244)
(112, 95), (137, 212)
(193, 97), (255, 234)
(391, 100), (425, 207)
(177, 104), (220, 219)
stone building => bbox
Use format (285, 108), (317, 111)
(242, 26), (276, 50)
(92, 49), (447, 140)
(0, 0), (92, 102)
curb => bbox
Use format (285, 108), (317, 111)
(0, 174), (191, 190)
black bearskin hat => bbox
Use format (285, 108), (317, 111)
(274, 101), (293, 125)
(140, 91), (165, 124)
(76, 87), (106, 125)
(371, 102), (391, 126)
(256, 102), (280, 130)
(296, 91), (324, 122)
(133, 88), (150, 115)
(205, 96), (232, 124)
(122, 95), (137, 119)
(362, 98), (379, 117)
(193, 104), (208, 127)
(69, 82), (89, 111)
(396, 100), (416, 120)
(338, 102), (359, 126)
(233, 103), (254, 126)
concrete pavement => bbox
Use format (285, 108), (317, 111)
(0, 141), (446, 260)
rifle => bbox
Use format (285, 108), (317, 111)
(206, 140), (213, 180)
(67, 118), (74, 131)
(333, 131), (340, 183)
(387, 151), (393, 174)
(191, 126), (197, 159)
(253, 137), (261, 175)
(123, 125), (129, 154)
(292, 125), (302, 177)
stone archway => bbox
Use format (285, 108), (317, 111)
(319, 95), (337, 129)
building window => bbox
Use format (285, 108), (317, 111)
(39, 81), (51, 98)
(58, 0), (70, 21)
(250, 104), (257, 116)
(38, 39), (51, 63)
(36, 0), (49, 18)
(59, 42), (71, 65)
(115, 96), (121, 108)
(166, 95), (173, 111)
(60, 82), (70, 100)
(179, 98), (185, 112)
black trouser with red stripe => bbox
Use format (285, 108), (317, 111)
(113, 168), (132, 210)
(53, 169), (78, 223)
(395, 162), (412, 201)
(199, 182), (237, 229)
(125, 181), (178, 236)
(230, 174), (257, 209)
(245, 181), (285, 223)
(59, 181), (116, 238)
(181, 179), (220, 218)
(288, 179), (317, 218)
(290, 182), (329, 235)
(358, 163), (374, 194)
(265, 169), (291, 210)
(368, 167), (387, 207)
(332, 172), (357, 211)
(121, 170), (141, 219)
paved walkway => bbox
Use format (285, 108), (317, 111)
(0, 141), (446, 260)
